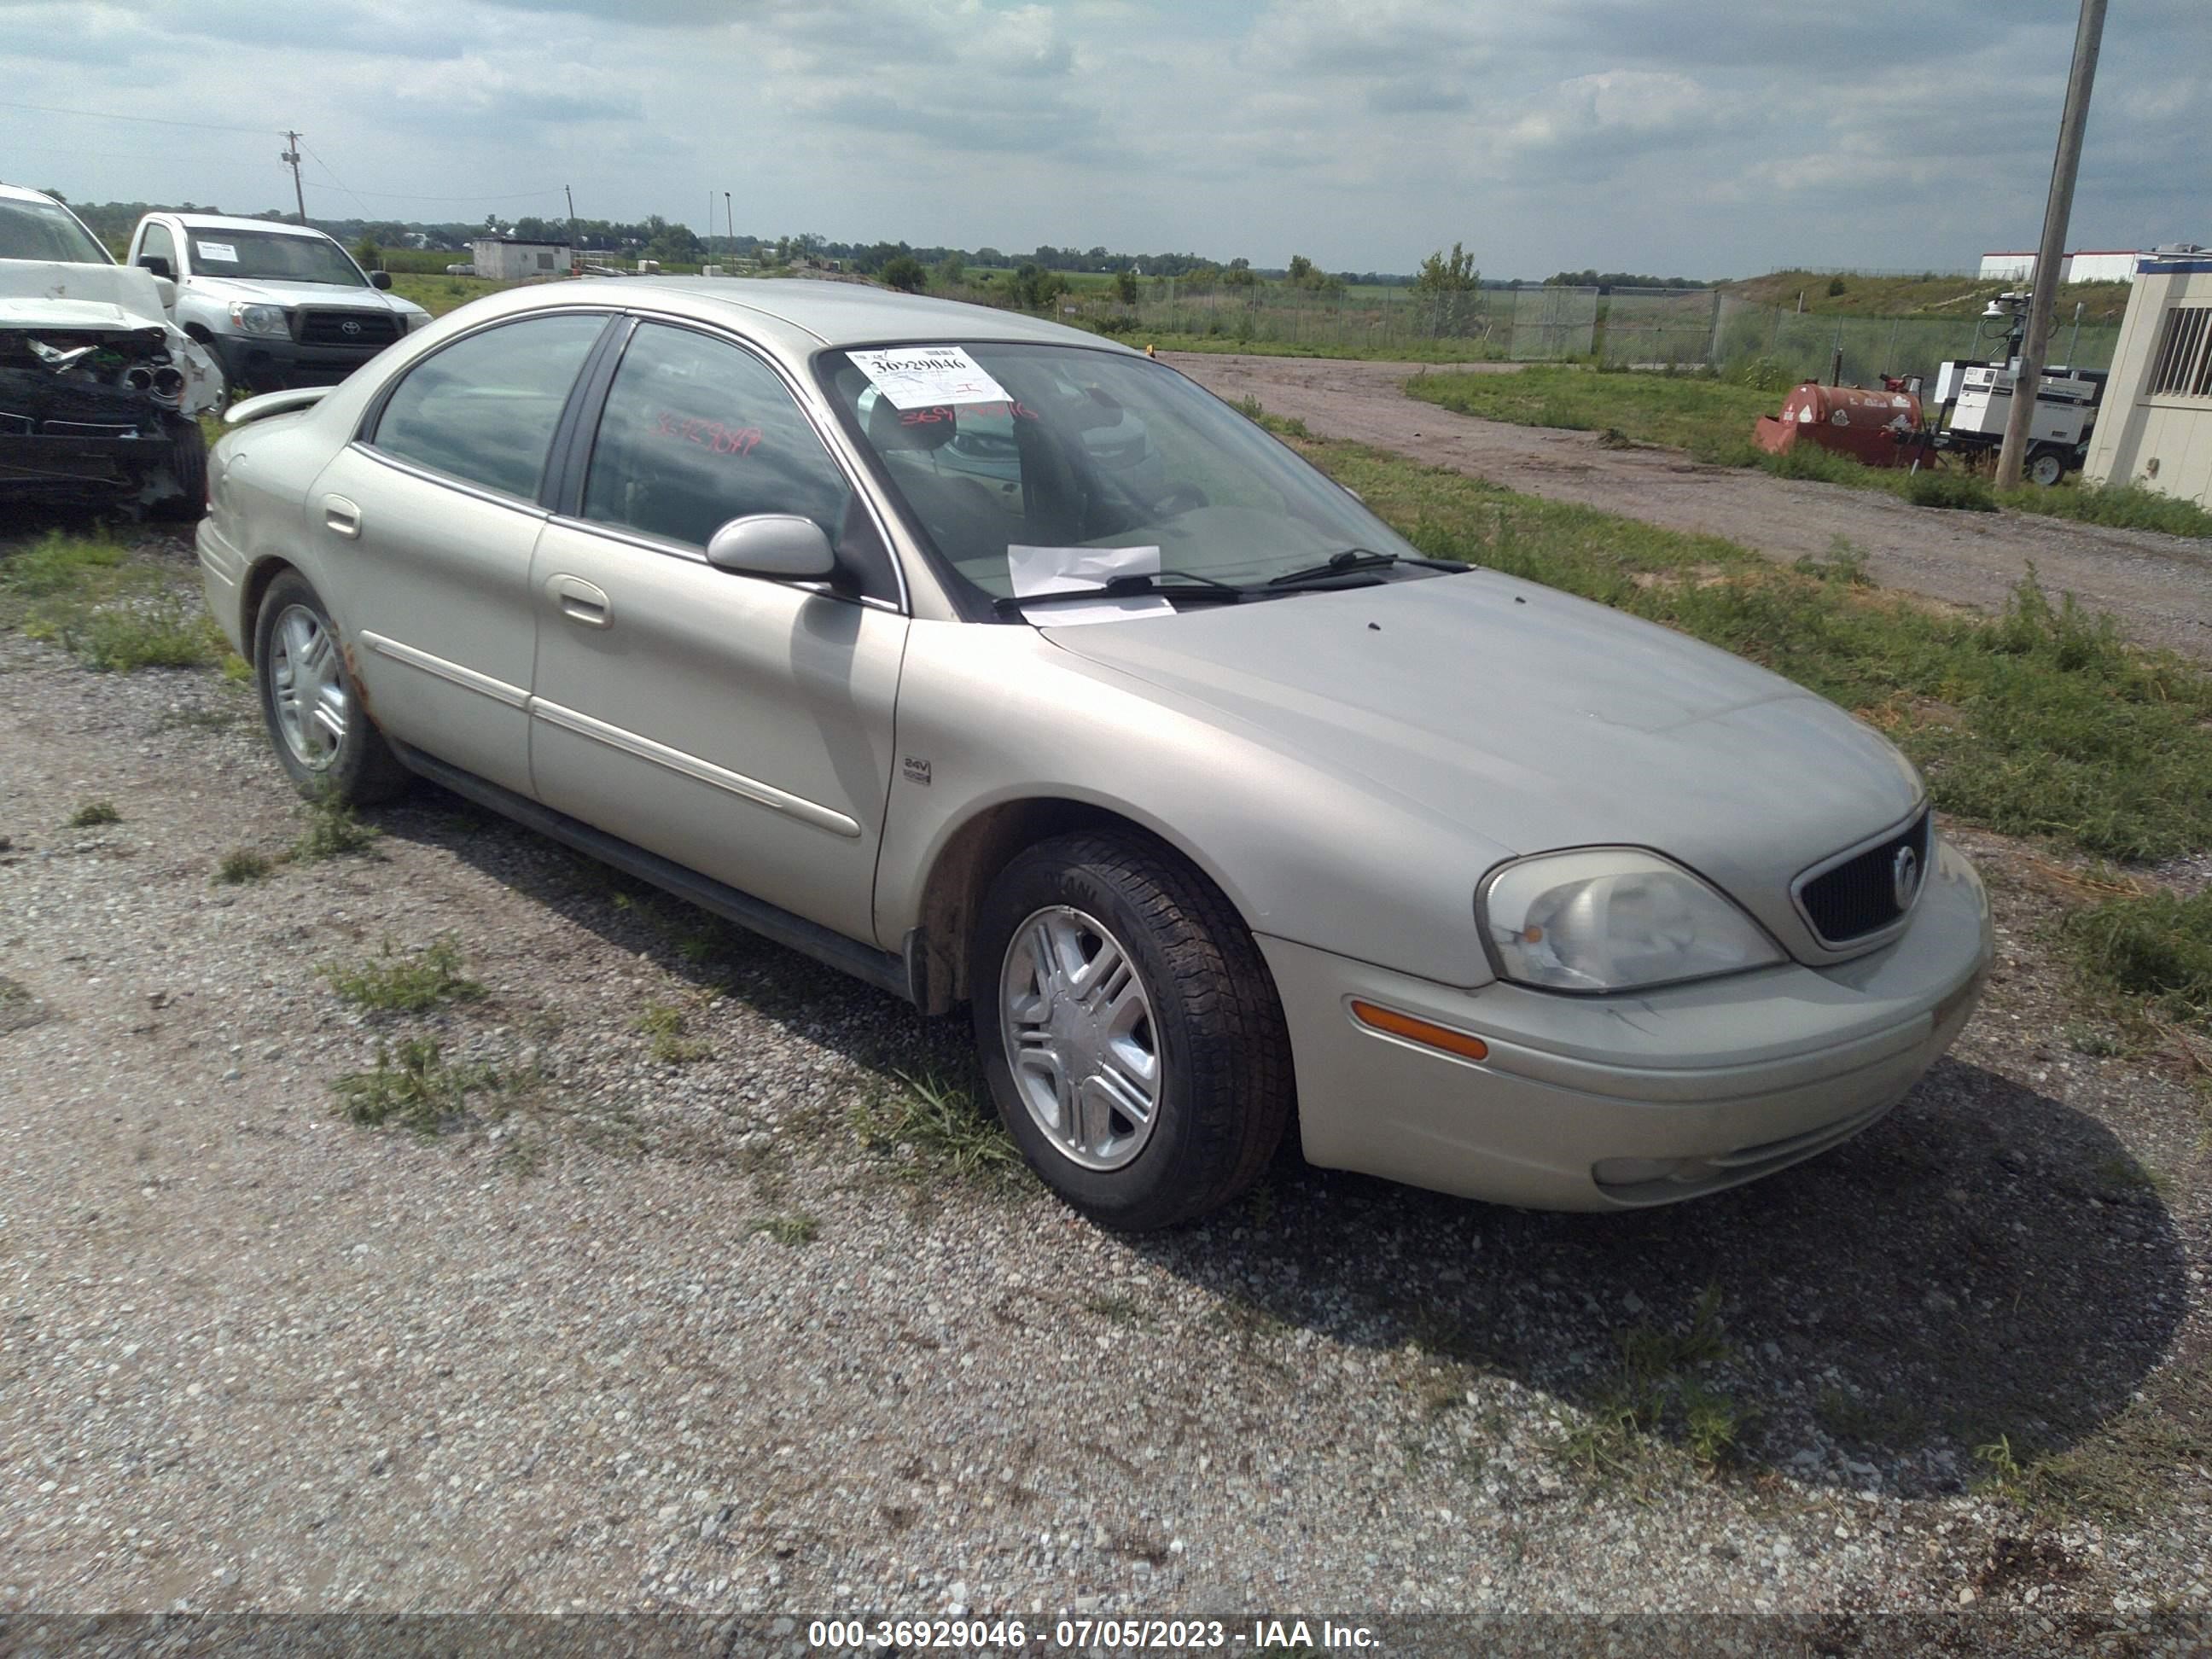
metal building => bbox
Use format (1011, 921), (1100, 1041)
(2084, 247), (2212, 506)
(469, 237), (572, 281)
(1977, 249), (2141, 284)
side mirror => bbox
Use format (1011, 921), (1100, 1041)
(370, 271), (393, 290)
(152, 276), (178, 311)
(704, 515), (836, 580)
(137, 253), (172, 279)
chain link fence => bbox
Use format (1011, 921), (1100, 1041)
(1030, 280), (2122, 387)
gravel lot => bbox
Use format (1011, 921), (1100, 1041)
(1166, 353), (2212, 664)
(1, 525), (2208, 1633)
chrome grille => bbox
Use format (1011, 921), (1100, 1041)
(1798, 811), (1932, 945)
(297, 309), (399, 348)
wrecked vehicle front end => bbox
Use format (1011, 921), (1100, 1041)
(1, 264), (222, 518)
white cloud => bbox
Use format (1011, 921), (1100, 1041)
(0, 0), (2203, 276)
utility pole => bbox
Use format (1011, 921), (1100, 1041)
(280, 131), (307, 224)
(1996, 0), (2106, 491)
(725, 191), (734, 255)
(565, 183), (577, 272)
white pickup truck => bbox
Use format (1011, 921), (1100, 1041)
(125, 212), (428, 398)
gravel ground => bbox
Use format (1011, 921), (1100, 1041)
(1166, 353), (2212, 663)
(1, 527), (2207, 1631)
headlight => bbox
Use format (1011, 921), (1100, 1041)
(1480, 848), (1782, 993)
(404, 310), (431, 334)
(227, 302), (289, 337)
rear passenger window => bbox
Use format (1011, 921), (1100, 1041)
(370, 314), (605, 499)
(582, 323), (857, 555)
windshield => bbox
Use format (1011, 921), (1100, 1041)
(817, 342), (1425, 612)
(0, 197), (113, 265)
(186, 227), (369, 286)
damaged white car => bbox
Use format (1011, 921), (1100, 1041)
(1, 183), (222, 518)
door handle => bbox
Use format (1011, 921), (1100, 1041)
(546, 573), (611, 628)
(323, 495), (361, 538)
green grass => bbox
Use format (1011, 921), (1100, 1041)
(292, 790), (379, 861)
(67, 800), (120, 828)
(2065, 889), (2212, 1032)
(1407, 365), (1775, 454)
(0, 532), (232, 671)
(748, 1213), (820, 1247)
(636, 1001), (711, 1064)
(1278, 423), (2212, 862)
(1405, 367), (2212, 536)
(332, 1038), (494, 1133)
(1555, 1286), (1749, 1478)
(323, 935), (485, 1014)
(1725, 270), (2132, 324)
(214, 848), (272, 885)
(849, 1071), (1022, 1187)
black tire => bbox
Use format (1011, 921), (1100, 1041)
(149, 416), (207, 522)
(971, 830), (1294, 1231)
(253, 571), (409, 805)
(2026, 448), (2067, 488)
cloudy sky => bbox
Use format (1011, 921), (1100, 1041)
(3, 0), (2205, 276)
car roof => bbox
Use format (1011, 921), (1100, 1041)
(598, 276), (1137, 353)
(165, 212), (334, 237)
(0, 182), (67, 206)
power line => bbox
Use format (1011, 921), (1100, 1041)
(302, 180), (571, 205)
(0, 98), (281, 137)
(298, 138), (375, 221)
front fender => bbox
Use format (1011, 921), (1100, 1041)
(876, 619), (1507, 989)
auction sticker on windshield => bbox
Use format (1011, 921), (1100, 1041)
(195, 242), (238, 263)
(847, 345), (1010, 409)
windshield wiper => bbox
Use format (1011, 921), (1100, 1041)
(1265, 548), (1400, 587)
(993, 569), (1244, 614)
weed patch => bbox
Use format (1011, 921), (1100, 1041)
(2064, 888), (2212, 1032)
(1904, 469), (1995, 512)
(214, 848), (272, 885)
(1, 533), (229, 669)
(332, 1039), (494, 1133)
(323, 935), (486, 1014)
(748, 1213), (820, 1246)
(637, 1001), (711, 1064)
(850, 1071), (1021, 1187)
(67, 800), (120, 828)
(292, 790), (379, 861)
(1553, 1286), (1749, 1479)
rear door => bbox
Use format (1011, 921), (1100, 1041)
(526, 317), (908, 945)
(307, 310), (611, 795)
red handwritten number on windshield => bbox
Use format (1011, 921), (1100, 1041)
(653, 410), (763, 457)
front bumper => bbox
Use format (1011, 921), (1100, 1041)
(0, 431), (175, 498)
(209, 334), (385, 393)
(1260, 835), (1993, 1211)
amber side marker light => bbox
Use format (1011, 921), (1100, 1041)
(1349, 1000), (1490, 1062)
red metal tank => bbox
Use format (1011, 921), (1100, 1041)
(1753, 382), (1923, 468)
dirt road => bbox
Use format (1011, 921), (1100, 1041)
(1167, 353), (2212, 662)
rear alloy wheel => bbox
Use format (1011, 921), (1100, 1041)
(973, 830), (1294, 1231)
(253, 571), (408, 804)
(2026, 448), (2068, 488)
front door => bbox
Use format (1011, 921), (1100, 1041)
(526, 319), (908, 946)
(313, 311), (610, 796)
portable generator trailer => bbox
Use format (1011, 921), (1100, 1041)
(1749, 290), (2107, 484)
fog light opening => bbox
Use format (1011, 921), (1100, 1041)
(1592, 1155), (1704, 1189)
(1348, 1000), (1489, 1062)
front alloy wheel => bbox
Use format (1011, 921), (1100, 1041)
(999, 905), (1162, 1171)
(972, 830), (1294, 1231)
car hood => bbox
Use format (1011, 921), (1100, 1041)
(187, 275), (422, 315)
(0, 259), (224, 414)
(0, 259), (169, 331)
(1043, 568), (1924, 957)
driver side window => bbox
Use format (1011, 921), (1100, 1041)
(582, 323), (887, 594)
